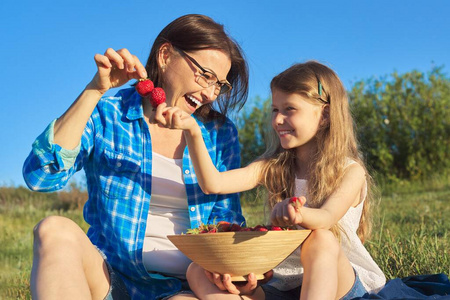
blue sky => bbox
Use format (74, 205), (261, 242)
(1, 0), (449, 187)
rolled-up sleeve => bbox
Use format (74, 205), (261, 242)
(23, 119), (81, 191)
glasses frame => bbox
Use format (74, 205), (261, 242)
(174, 47), (232, 95)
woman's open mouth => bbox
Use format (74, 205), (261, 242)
(185, 94), (202, 110)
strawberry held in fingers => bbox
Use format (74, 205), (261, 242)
(289, 196), (306, 211)
(136, 78), (154, 97)
(149, 87), (166, 108)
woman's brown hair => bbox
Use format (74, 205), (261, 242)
(145, 14), (249, 122)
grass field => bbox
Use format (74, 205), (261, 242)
(1, 177), (449, 299)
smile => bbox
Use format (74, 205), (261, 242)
(278, 130), (294, 135)
(185, 95), (202, 108)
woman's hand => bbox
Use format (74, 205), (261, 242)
(86, 48), (147, 95)
(154, 103), (198, 132)
(271, 196), (306, 227)
(204, 270), (273, 295)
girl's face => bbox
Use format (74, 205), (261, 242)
(160, 46), (231, 114)
(271, 89), (326, 151)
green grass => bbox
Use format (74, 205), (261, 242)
(1, 177), (449, 299)
(0, 186), (89, 299)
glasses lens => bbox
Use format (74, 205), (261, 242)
(219, 83), (231, 95)
(200, 72), (217, 86)
(196, 72), (232, 95)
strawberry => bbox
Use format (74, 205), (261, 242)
(254, 227), (269, 232)
(270, 226), (283, 231)
(239, 227), (252, 231)
(230, 223), (242, 232)
(217, 221), (231, 232)
(289, 196), (305, 211)
(136, 78), (154, 97)
(186, 223), (296, 234)
(150, 87), (166, 108)
(253, 225), (269, 232)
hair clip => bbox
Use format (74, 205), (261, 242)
(318, 80), (323, 97)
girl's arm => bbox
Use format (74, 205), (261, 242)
(155, 105), (262, 194)
(271, 163), (366, 230)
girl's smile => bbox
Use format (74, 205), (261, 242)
(271, 89), (325, 152)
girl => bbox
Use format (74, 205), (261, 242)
(156, 61), (386, 299)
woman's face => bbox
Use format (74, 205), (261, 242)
(271, 89), (325, 152)
(161, 46), (231, 114)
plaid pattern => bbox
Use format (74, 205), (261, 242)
(23, 88), (245, 299)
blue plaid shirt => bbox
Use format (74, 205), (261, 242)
(23, 88), (245, 299)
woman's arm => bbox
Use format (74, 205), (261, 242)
(155, 105), (263, 194)
(23, 48), (147, 191)
(271, 163), (367, 229)
(54, 48), (147, 150)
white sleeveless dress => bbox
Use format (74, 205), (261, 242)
(267, 163), (386, 292)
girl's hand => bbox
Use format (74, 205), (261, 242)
(204, 270), (273, 295)
(271, 196), (306, 227)
(86, 48), (147, 95)
(154, 103), (198, 132)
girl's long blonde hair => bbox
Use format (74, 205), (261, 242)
(259, 61), (373, 243)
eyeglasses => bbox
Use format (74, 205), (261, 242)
(175, 48), (232, 95)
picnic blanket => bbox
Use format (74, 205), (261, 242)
(356, 273), (450, 299)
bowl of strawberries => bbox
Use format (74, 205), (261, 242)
(168, 221), (311, 281)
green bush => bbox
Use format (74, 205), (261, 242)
(350, 66), (449, 181)
(236, 96), (272, 167)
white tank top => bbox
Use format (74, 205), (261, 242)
(142, 152), (192, 278)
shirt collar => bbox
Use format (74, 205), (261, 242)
(115, 88), (144, 121)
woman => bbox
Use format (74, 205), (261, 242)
(23, 14), (249, 299)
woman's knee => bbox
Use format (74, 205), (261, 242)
(33, 216), (82, 247)
(301, 229), (339, 260)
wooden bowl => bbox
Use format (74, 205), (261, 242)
(168, 230), (311, 281)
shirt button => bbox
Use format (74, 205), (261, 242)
(184, 170), (190, 174)
(190, 207), (195, 212)
(116, 162), (122, 167)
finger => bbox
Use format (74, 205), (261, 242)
(260, 270), (274, 284)
(212, 273), (227, 291)
(131, 55), (148, 79)
(221, 274), (240, 294)
(165, 107), (186, 129)
(171, 111), (186, 129)
(204, 270), (215, 284)
(117, 48), (137, 73)
(270, 205), (281, 226)
(299, 196), (307, 206)
(287, 204), (298, 223)
(93, 54), (112, 69)
(104, 48), (125, 69)
(243, 273), (257, 291)
(154, 103), (168, 125)
(162, 107), (179, 128)
(273, 205), (287, 227)
(283, 202), (294, 225)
